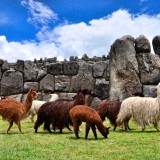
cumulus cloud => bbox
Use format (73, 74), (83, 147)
(1, 9), (160, 62)
(21, 0), (58, 27)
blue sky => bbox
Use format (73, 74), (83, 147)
(0, 0), (160, 62)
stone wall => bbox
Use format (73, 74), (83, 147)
(1, 35), (160, 106)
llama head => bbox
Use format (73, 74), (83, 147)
(103, 127), (110, 138)
(28, 89), (38, 100)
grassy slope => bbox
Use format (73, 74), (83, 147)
(0, 118), (159, 160)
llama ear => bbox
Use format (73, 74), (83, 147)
(30, 88), (33, 92)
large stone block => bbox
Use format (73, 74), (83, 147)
(152, 35), (160, 56)
(1, 69), (23, 96)
(137, 53), (160, 84)
(92, 61), (108, 78)
(135, 35), (151, 53)
(47, 62), (63, 75)
(24, 60), (38, 81)
(143, 85), (157, 97)
(109, 35), (142, 101)
(95, 78), (109, 100)
(63, 61), (79, 75)
(70, 62), (95, 92)
(55, 75), (70, 92)
(40, 74), (54, 92)
(24, 82), (39, 92)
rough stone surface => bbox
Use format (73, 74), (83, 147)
(90, 97), (101, 109)
(109, 35), (142, 101)
(15, 60), (24, 72)
(2, 61), (10, 72)
(0, 59), (4, 67)
(24, 82), (39, 92)
(70, 62), (95, 92)
(55, 75), (70, 92)
(6, 94), (23, 102)
(152, 35), (160, 56)
(24, 60), (38, 81)
(58, 93), (76, 100)
(135, 35), (151, 53)
(137, 53), (160, 84)
(40, 74), (54, 92)
(95, 78), (109, 100)
(47, 62), (63, 75)
(93, 61), (108, 78)
(63, 61), (79, 75)
(1, 69), (23, 96)
(143, 85), (157, 97)
(36, 70), (47, 81)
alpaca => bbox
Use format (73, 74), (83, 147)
(116, 83), (160, 131)
(28, 93), (59, 122)
(96, 99), (122, 131)
(34, 87), (91, 133)
(0, 89), (38, 134)
(70, 106), (110, 139)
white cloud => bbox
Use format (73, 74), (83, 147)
(1, 9), (160, 62)
(21, 0), (58, 27)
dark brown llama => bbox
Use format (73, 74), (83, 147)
(96, 99), (131, 131)
(34, 87), (91, 133)
(0, 89), (38, 134)
(70, 106), (110, 140)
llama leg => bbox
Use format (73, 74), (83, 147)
(30, 114), (35, 123)
(85, 123), (91, 139)
(154, 123), (159, 131)
(44, 122), (52, 133)
(91, 124), (97, 140)
(15, 121), (23, 134)
(6, 120), (13, 134)
(73, 121), (80, 139)
(65, 124), (72, 131)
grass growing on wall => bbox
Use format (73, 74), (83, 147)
(0, 117), (159, 160)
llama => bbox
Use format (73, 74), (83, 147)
(70, 106), (110, 139)
(28, 93), (59, 122)
(116, 83), (160, 131)
(96, 99), (122, 131)
(34, 87), (91, 133)
(0, 89), (38, 134)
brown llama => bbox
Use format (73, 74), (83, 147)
(0, 89), (38, 134)
(70, 106), (110, 140)
(34, 87), (91, 133)
(96, 99), (131, 131)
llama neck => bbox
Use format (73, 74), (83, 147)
(85, 95), (94, 107)
(73, 93), (85, 106)
(23, 95), (33, 112)
(95, 121), (106, 137)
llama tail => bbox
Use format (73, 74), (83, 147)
(116, 113), (123, 126)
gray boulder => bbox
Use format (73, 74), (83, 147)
(137, 53), (160, 84)
(1, 61), (10, 72)
(63, 61), (79, 75)
(15, 60), (24, 72)
(95, 78), (109, 100)
(55, 75), (70, 92)
(135, 35), (151, 53)
(143, 85), (157, 97)
(70, 61), (95, 92)
(109, 35), (142, 101)
(93, 61), (108, 78)
(24, 82), (39, 92)
(1, 69), (23, 96)
(24, 60), (38, 81)
(152, 36), (160, 56)
(47, 62), (63, 75)
(40, 74), (54, 92)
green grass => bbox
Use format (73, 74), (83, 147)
(0, 118), (159, 160)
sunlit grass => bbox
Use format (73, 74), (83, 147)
(0, 117), (159, 160)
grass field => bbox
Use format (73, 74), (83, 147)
(0, 117), (159, 160)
